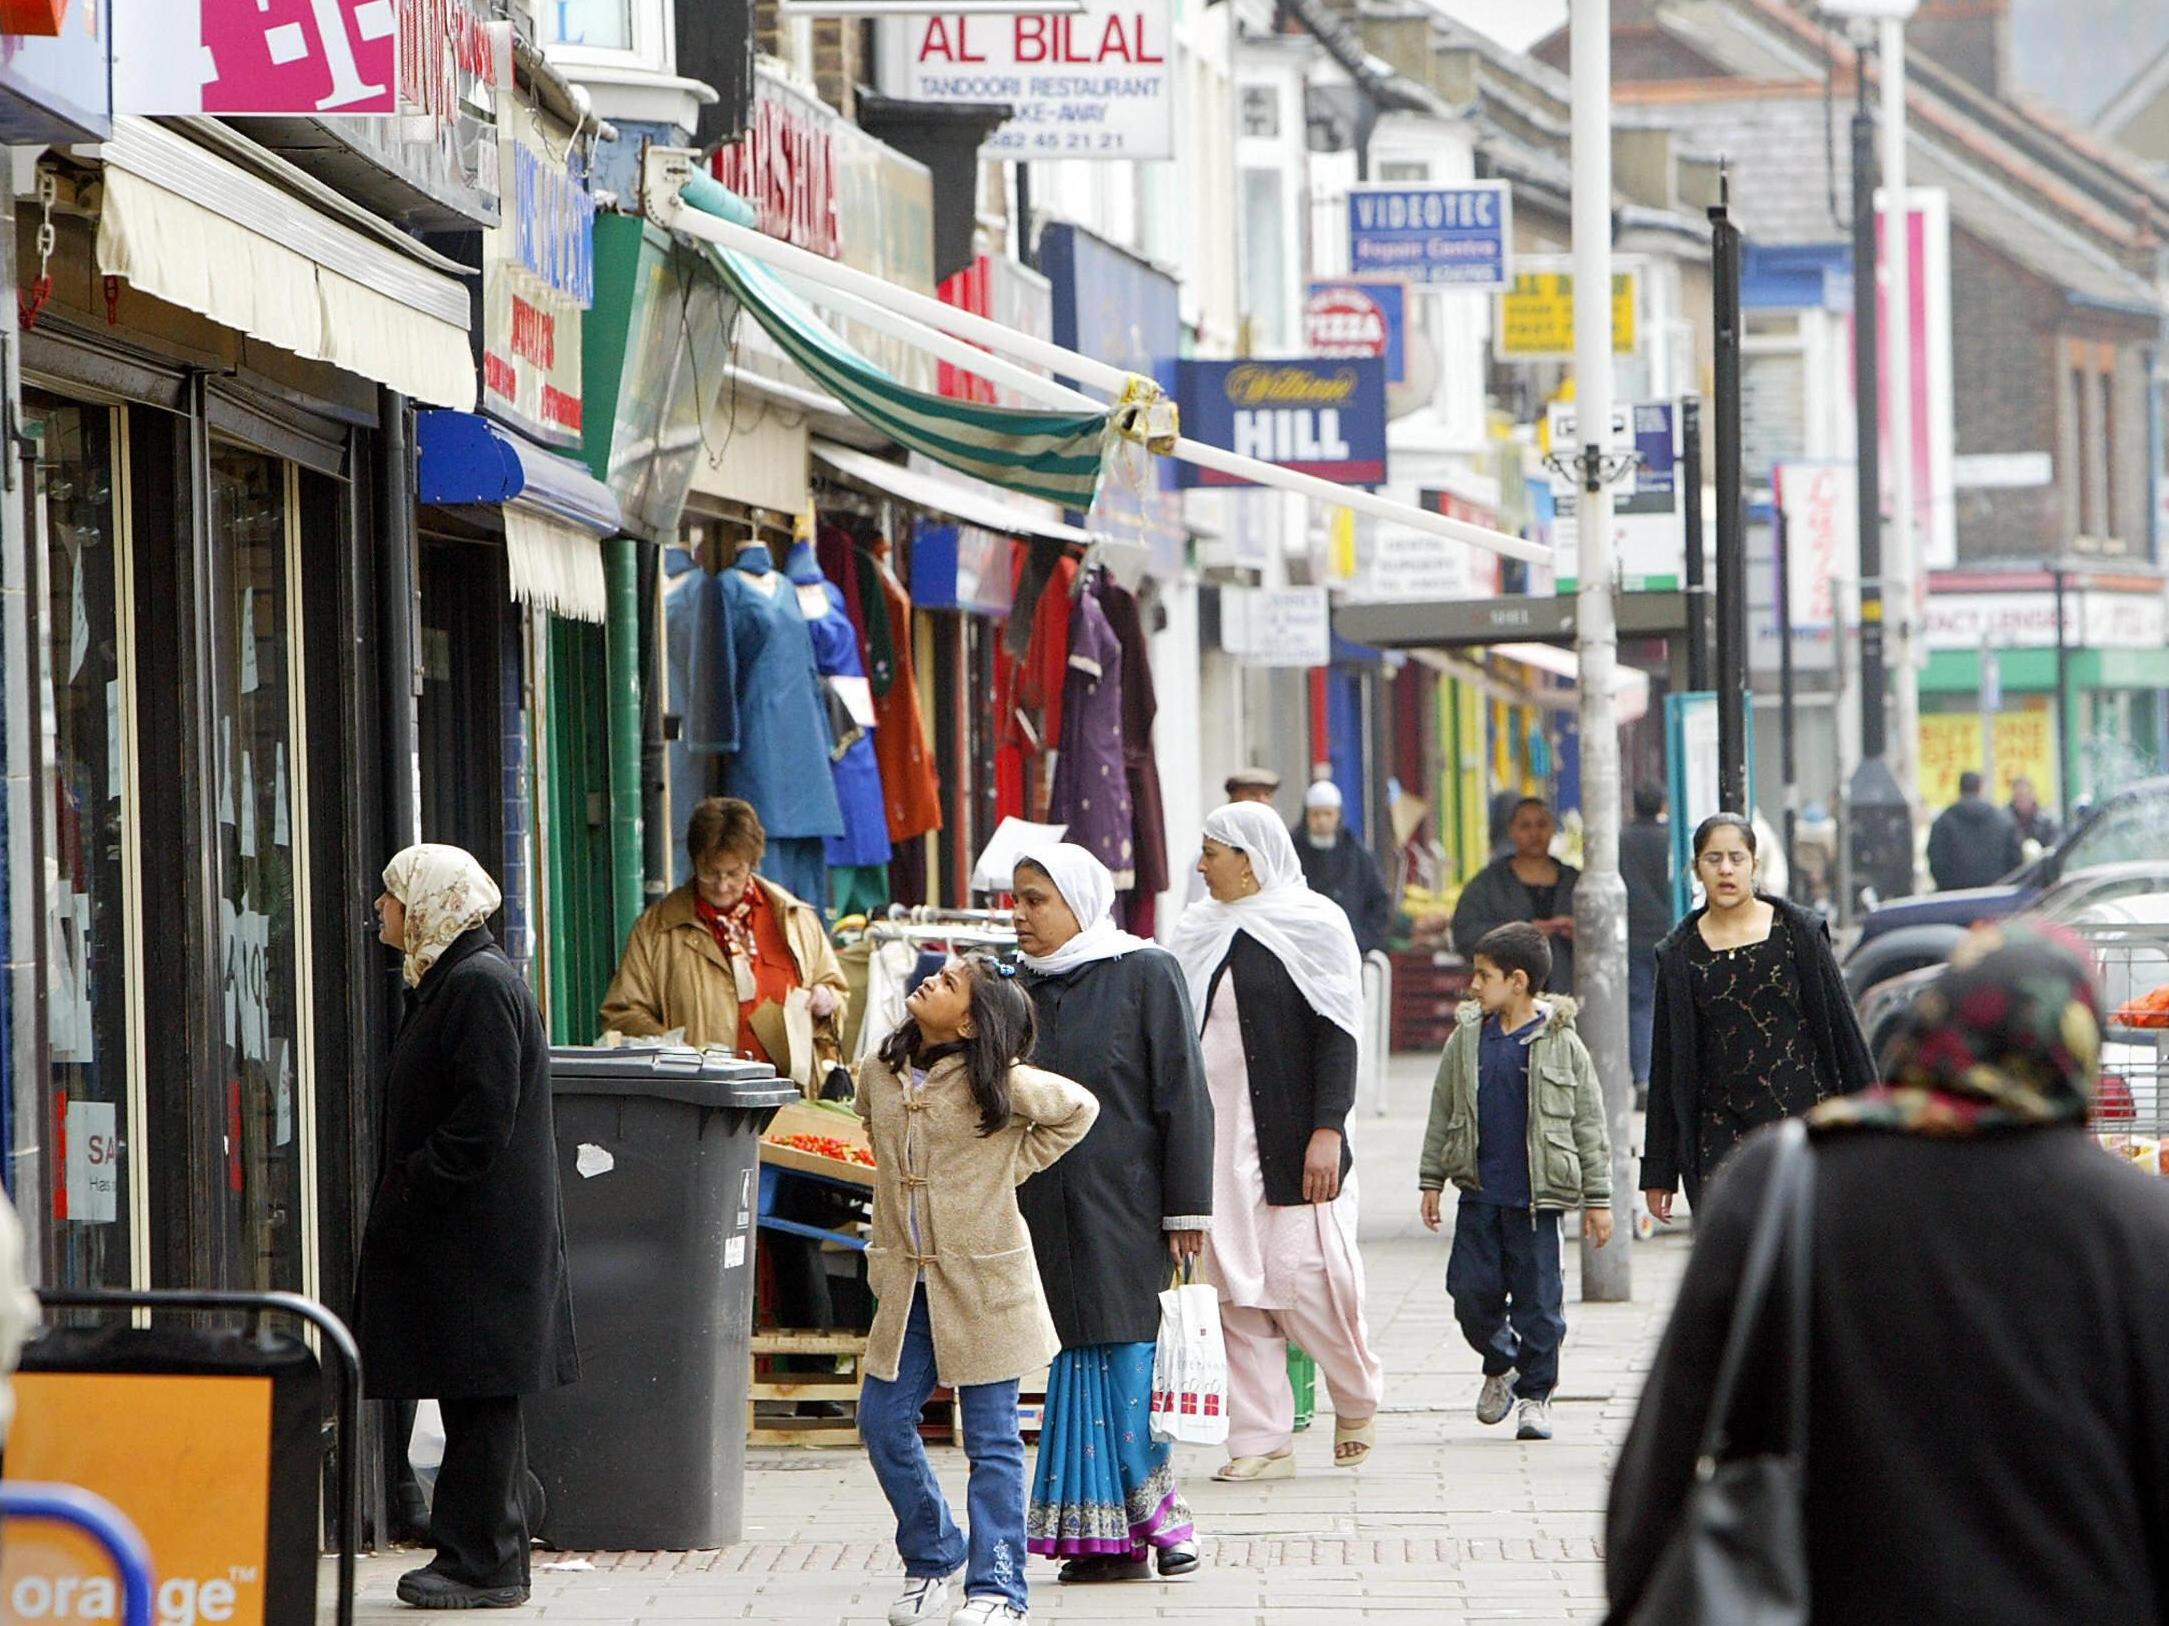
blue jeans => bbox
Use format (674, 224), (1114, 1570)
(1446, 1200), (1566, 1401)
(859, 1288), (1027, 1610)
(1628, 951), (1657, 1085)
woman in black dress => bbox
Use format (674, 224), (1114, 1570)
(1641, 814), (1873, 1220)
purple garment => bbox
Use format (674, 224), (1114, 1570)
(1048, 590), (1136, 889)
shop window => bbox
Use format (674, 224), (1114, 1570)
(28, 392), (136, 1289)
(544, 0), (667, 70)
(207, 445), (312, 1293)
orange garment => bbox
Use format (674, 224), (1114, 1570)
(870, 539), (943, 842)
(695, 885), (799, 1062)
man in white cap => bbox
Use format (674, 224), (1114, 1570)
(1293, 780), (1392, 958)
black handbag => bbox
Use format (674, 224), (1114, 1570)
(1622, 1118), (1815, 1626)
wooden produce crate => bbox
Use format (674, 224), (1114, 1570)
(1390, 949), (1472, 1054)
(749, 1329), (868, 1447)
(760, 1100), (875, 1188)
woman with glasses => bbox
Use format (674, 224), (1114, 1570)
(1641, 813), (1873, 1222)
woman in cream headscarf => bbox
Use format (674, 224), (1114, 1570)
(358, 844), (576, 1611)
(1170, 803), (1382, 1482)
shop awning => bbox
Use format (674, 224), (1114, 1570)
(1492, 642), (1650, 723)
(96, 117), (475, 410)
(678, 176), (1113, 510)
(811, 439), (1095, 548)
(415, 411), (619, 624)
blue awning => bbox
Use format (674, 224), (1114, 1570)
(415, 411), (622, 536)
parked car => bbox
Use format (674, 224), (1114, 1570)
(1843, 777), (2169, 997)
(1856, 891), (2169, 1132)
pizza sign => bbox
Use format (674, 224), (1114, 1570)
(1303, 281), (1404, 383)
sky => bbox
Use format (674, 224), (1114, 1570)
(1422, 0), (1569, 55)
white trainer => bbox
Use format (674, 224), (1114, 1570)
(950, 1598), (1028, 1625)
(1477, 1372), (1516, 1426)
(1516, 1397), (1554, 1441)
(886, 1576), (952, 1625)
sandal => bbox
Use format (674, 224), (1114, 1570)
(1333, 1417), (1377, 1468)
(1212, 1451), (1295, 1482)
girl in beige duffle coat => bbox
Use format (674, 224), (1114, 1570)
(854, 954), (1099, 1626)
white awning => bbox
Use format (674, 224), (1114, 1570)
(96, 118), (475, 410)
(506, 505), (608, 623)
(1492, 642), (1650, 723)
(811, 439), (1095, 548)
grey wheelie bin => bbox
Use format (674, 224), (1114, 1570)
(525, 1046), (800, 1550)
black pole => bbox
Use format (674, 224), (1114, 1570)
(1710, 178), (1748, 814)
(1850, 68), (1886, 763)
(1015, 162), (1035, 271)
(1776, 494), (1799, 897)
(2053, 564), (2074, 815)
(375, 388), (417, 859)
(1682, 394), (1710, 692)
(637, 541), (668, 903)
(1841, 36), (1913, 905)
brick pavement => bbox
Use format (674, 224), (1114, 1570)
(329, 1053), (1690, 1624)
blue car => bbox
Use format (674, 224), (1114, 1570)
(1842, 776), (2169, 998)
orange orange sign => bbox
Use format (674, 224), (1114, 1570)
(3, 1372), (273, 1626)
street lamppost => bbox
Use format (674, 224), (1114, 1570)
(1823, 0), (1919, 911)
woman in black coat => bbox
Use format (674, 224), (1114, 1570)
(1609, 922), (2169, 1625)
(1642, 815), (1873, 1219)
(358, 844), (576, 1610)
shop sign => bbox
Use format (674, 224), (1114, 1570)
(2, 1372), (273, 1626)
(1773, 460), (1856, 631)
(1346, 487), (1500, 606)
(1496, 260), (1636, 360)
(1877, 189), (1956, 570)
(483, 93), (593, 446)
(114, 0), (398, 115)
(711, 70), (841, 259)
(1221, 586), (1330, 668)
(939, 254), (1055, 407)
(1548, 400), (1681, 592)
(1918, 709), (2056, 814)
(0, 0), (111, 141)
(899, 0), (1173, 162)
(1347, 181), (1511, 290)
(1305, 281), (1405, 384)
(1922, 589), (2167, 651)
(1174, 359), (1389, 490)
(1041, 222), (1185, 575)
(836, 124), (936, 389)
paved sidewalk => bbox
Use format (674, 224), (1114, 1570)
(331, 1054), (1690, 1624)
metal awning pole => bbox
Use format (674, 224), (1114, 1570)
(655, 174), (1545, 565)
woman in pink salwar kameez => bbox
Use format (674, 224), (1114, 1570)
(1170, 803), (1384, 1480)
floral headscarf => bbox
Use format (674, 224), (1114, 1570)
(1810, 920), (2101, 1137)
(383, 843), (503, 988)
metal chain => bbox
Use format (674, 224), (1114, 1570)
(20, 169), (57, 329)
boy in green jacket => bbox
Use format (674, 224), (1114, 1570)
(1419, 922), (1612, 1441)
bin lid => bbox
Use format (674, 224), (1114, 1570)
(548, 1045), (801, 1110)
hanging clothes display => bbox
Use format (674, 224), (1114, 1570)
(688, 542), (845, 908)
(867, 536), (942, 845)
(785, 539), (892, 918)
(1047, 583), (1136, 889)
(1094, 574), (1170, 935)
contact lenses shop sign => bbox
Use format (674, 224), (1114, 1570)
(1173, 359), (1388, 489)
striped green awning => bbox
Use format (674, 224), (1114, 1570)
(678, 172), (1112, 511)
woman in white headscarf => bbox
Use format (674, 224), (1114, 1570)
(1012, 844), (1216, 1584)
(358, 844), (576, 1610)
(1169, 803), (1382, 1482)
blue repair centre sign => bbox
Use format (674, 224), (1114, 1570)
(1174, 358), (1389, 489)
(1347, 182), (1512, 290)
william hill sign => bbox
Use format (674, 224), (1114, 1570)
(1174, 358), (1387, 488)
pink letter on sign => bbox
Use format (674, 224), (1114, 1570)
(201, 0), (397, 115)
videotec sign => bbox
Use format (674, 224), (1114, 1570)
(1347, 181), (1511, 290)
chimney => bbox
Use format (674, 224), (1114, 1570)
(1908, 0), (2010, 98)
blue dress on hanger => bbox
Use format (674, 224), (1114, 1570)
(687, 544), (845, 909)
(784, 541), (892, 872)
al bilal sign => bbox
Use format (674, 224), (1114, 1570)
(899, 3), (1171, 161)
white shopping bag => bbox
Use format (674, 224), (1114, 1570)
(1150, 1269), (1230, 1446)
